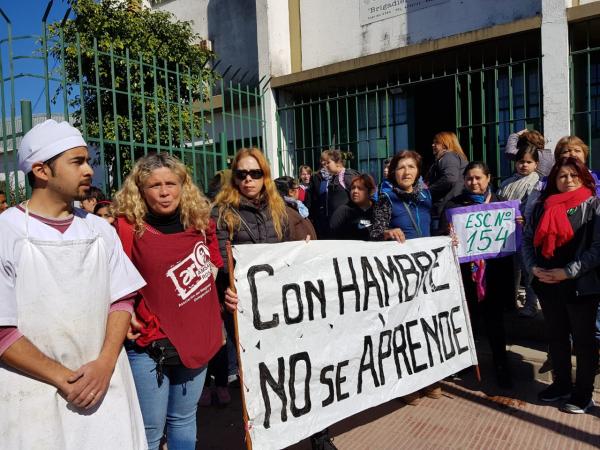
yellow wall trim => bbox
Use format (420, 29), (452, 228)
(567, 2), (600, 22)
(288, 0), (302, 73)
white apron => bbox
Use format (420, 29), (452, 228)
(0, 206), (147, 450)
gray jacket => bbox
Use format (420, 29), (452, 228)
(426, 151), (467, 218)
(521, 196), (600, 297)
(504, 132), (554, 177)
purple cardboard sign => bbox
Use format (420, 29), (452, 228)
(446, 200), (522, 263)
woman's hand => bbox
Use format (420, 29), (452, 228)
(225, 287), (239, 313)
(516, 216), (524, 225)
(542, 268), (568, 283)
(383, 228), (406, 243)
(126, 313), (142, 340)
(449, 224), (459, 247)
(532, 266), (567, 284)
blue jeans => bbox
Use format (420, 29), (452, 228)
(127, 347), (206, 450)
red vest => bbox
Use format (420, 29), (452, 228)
(117, 218), (223, 368)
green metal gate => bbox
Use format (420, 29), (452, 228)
(570, 17), (600, 168)
(0, 2), (266, 203)
(276, 32), (542, 184)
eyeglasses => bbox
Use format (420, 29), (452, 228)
(234, 169), (264, 180)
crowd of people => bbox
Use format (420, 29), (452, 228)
(0, 119), (598, 450)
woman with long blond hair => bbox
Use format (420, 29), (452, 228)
(217, 148), (336, 450)
(112, 153), (224, 450)
(425, 131), (468, 231)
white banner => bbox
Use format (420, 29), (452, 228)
(234, 237), (476, 450)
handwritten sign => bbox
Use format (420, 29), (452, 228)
(234, 238), (477, 450)
(446, 200), (521, 263)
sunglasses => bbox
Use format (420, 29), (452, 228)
(234, 169), (264, 180)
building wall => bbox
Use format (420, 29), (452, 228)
(152, 0), (259, 81)
(296, 0), (542, 72)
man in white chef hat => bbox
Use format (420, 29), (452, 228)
(0, 120), (148, 449)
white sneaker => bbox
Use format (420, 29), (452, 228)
(561, 398), (595, 414)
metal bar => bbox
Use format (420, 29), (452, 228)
(186, 66), (201, 185)
(467, 71), (473, 160)
(218, 78), (227, 169)
(385, 85), (390, 158)
(139, 53), (148, 156)
(76, 34), (88, 138)
(253, 85), (261, 148)
(41, 9), (51, 118)
(109, 44), (122, 187)
(229, 79), (237, 151)
(0, 35), (9, 197)
(125, 48), (135, 173)
(208, 80), (219, 171)
(494, 67), (500, 168)
(238, 81), (246, 148)
(59, 27), (68, 120)
(163, 59), (173, 156)
(587, 48), (592, 167)
(152, 56), (160, 152)
(93, 38), (107, 192)
(174, 64), (185, 163)
(326, 97), (332, 147)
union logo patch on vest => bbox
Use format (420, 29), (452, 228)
(166, 242), (212, 306)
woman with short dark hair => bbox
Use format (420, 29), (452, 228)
(329, 174), (376, 240)
(371, 150), (432, 242)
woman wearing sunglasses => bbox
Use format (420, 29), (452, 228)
(213, 148), (336, 450)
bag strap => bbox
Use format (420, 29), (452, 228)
(116, 216), (135, 258)
(228, 206), (258, 243)
(402, 202), (422, 238)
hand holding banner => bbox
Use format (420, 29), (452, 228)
(446, 200), (522, 263)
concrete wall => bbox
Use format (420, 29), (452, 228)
(297, 0), (542, 71)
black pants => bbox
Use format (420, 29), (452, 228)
(460, 264), (507, 366)
(535, 281), (600, 400)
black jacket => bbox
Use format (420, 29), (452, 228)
(309, 168), (360, 238)
(521, 196), (600, 298)
(329, 201), (374, 241)
(212, 197), (290, 273)
(426, 152), (468, 218)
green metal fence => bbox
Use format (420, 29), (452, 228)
(570, 17), (600, 168)
(0, 2), (266, 203)
(275, 32), (542, 184)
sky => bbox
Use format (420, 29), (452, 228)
(0, 0), (71, 117)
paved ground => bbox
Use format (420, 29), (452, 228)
(196, 308), (599, 449)
(197, 359), (599, 450)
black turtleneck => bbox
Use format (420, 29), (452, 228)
(144, 208), (184, 234)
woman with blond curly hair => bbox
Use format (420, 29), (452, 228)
(112, 153), (224, 450)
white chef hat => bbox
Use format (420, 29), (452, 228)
(18, 119), (87, 173)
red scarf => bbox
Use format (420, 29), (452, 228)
(533, 186), (593, 258)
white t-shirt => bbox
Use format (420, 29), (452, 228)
(0, 206), (146, 327)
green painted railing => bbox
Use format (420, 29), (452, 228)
(275, 33), (543, 183)
(0, 2), (265, 203)
(570, 17), (600, 169)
